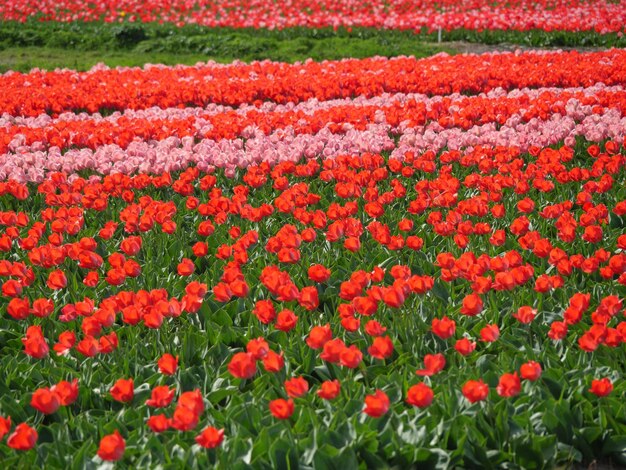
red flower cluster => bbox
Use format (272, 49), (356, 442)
(0, 49), (624, 464)
(1, 50), (625, 118)
(3, 85), (625, 155)
(1, 0), (624, 33)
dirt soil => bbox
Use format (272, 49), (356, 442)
(447, 40), (610, 54)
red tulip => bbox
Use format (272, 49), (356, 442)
(262, 350), (285, 373)
(22, 325), (48, 359)
(178, 390), (204, 416)
(368, 336), (394, 360)
(589, 378), (613, 397)
(146, 385), (176, 408)
(406, 383), (434, 408)
(480, 324), (500, 342)
(147, 414), (170, 433)
(416, 353), (446, 376)
(110, 378), (134, 403)
(177, 258), (195, 276)
(47, 270), (67, 290)
(0, 416), (11, 440)
(76, 336), (100, 357)
(196, 426), (225, 449)
(454, 338), (476, 356)
(7, 423), (37, 451)
(339, 345), (363, 368)
(2, 279), (22, 297)
(520, 361), (542, 381)
(97, 430), (125, 461)
(496, 373), (521, 397)
(170, 405), (199, 431)
(460, 293), (483, 316)
(431, 316), (456, 339)
(275, 309), (298, 332)
(548, 321), (568, 341)
(269, 398), (294, 420)
(513, 306), (536, 324)
(227, 352), (257, 379)
(298, 286), (319, 311)
(462, 380), (489, 403)
(308, 264), (331, 283)
(158, 353), (179, 375)
(317, 380), (341, 400)
(31, 388), (60, 415)
(364, 390), (390, 417)
(120, 236), (142, 256)
(364, 320), (387, 336)
(52, 379), (79, 406)
(306, 324), (332, 349)
(284, 377), (309, 398)
(53, 331), (76, 355)
(31, 298), (54, 318)
(252, 299), (276, 324)
(246, 337), (269, 360)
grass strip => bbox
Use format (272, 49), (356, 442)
(0, 21), (624, 72)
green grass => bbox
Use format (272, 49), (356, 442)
(0, 39), (451, 73)
(0, 47), (227, 73)
(0, 22), (453, 72)
(0, 38), (451, 73)
(1, 20), (624, 72)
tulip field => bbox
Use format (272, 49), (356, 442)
(1, 1), (626, 469)
(2, 0), (626, 33)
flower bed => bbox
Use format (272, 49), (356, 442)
(1, 0), (626, 34)
(0, 50), (625, 467)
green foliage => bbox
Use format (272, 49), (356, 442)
(0, 47), (220, 73)
(110, 23), (148, 48)
(0, 143), (625, 467)
(0, 21), (451, 72)
(0, 21), (625, 72)
(434, 27), (625, 48)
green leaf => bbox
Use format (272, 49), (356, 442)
(269, 437), (299, 470)
(431, 281), (449, 304)
(313, 446), (358, 470)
